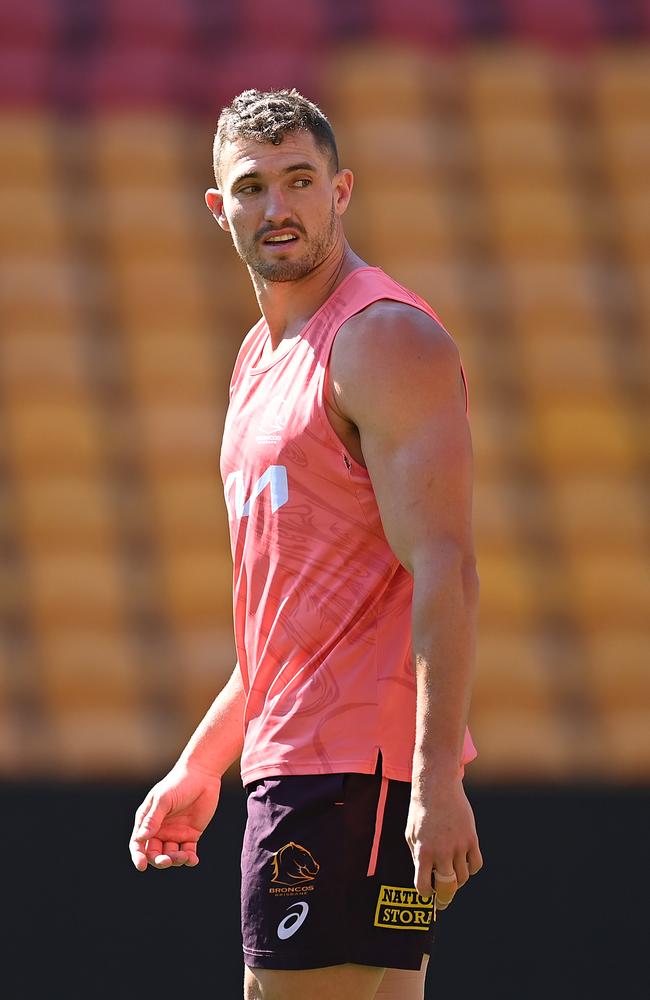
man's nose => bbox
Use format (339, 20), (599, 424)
(263, 186), (290, 222)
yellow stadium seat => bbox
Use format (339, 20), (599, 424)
(15, 475), (116, 545)
(529, 397), (638, 471)
(614, 191), (650, 267)
(147, 473), (228, 547)
(473, 478), (542, 548)
(600, 121), (650, 194)
(352, 186), (453, 257)
(506, 259), (596, 322)
(40, 631), (140, 713)
(593, 49), (650, 121)
(323, 44), (431, 117)
(0, 186), (67, 255)
(583, 630), (650, 713)
(472, 117), (569, 184)
(174, 627), (237, 729)
(159, 543), (233, 628)
(547, 476), (647, 550)
(49, 709), (164, 778)
(0, 332), (86, 391)
(469, 395), (531, 473)
(93, 113), (185, 186)
(0, 112), (56, 184)
(464, 45), (556, 117)
(0, 257), (81, 334)
(486, 187), (583, 258)
(136, 398), (225, 476)
(336, 117), (437, 180)
(472, 629), (555, 713)
(113, 257), (210, 331)
(102, 186), (196, 260)
(475, 541), (538, 627)
(26, 544), (125, 628)
(517, 331), (617, 395)
(567, 549), (650, 628)
(124, 330), (222, 397)
(3, 393), (104, 473)
(468, 708), (573, 781)
(598, 712), (650, 781)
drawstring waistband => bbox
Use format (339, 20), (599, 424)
(366, 773), (389, 877)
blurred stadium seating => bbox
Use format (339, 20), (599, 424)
(0, 1), (648, 781)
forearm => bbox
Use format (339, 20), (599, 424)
(411, 546), (479, 782)
(177, 664), (246, 777)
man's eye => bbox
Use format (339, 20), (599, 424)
(293, 178), (311, 188)
(239, 185), (260, 195)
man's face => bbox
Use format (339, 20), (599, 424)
(209, 130), (349, 282)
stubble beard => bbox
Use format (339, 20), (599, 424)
(233, 204), (337, 283)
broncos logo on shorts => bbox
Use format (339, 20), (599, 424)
(271, 842), (320, 885)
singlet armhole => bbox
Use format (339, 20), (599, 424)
(315, 295), (469, 473)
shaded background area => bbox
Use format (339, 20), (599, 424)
(0, 2), (648, 997)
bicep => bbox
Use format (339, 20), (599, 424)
(360, 382), (474, 574)
(334, 308), (475, 573)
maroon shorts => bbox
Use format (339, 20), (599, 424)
(241, 762), (435, 971)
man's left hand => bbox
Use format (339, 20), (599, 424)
(406, 774), (483, 908)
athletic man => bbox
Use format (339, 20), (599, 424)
(129, 89), (483, 1000)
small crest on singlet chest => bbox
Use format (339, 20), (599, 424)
(256, 396), (289, 445)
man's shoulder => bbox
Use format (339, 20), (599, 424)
(332, 297), (460, 389)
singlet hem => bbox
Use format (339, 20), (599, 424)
(241, 747), (477, 786)
(241, 757), (410, 785)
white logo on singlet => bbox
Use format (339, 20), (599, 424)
(276, 901), (309, 940)
(257, 397), (288, 444)
(224, 465), (289, 519)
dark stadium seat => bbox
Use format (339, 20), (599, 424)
(373, 0), (461, 45)
(0, 0), (60, 46)
(238, 0), (326, 46)
(104, 0), (196, 47)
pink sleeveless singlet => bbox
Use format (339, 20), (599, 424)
(220, 266), (477, 785)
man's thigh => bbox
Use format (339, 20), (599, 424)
(244, 956), (429, 1000)
(244, 962), (385, 1000)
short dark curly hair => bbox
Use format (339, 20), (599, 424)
(213, 88), (339, 186)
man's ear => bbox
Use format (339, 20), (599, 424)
(333, 169), (354, 217)
(205, 188), (230, 231)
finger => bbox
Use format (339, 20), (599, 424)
(129, 837), (149, 872)
(454, 852), (470, 888)
(152, 853), (174, 869)
(131, 796), (152, 837)
(135, 793), (169, 846)
(181, 842), (199, 867)
(129, 797), (154, 869)
(163, 841), (190, 867)
(146, 837), (173, 869)
(467, 842), (483, 875)
(433, 870), (458, 909)
(412, 848), (435, 898)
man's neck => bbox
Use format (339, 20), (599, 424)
(250, 241), (368, 349)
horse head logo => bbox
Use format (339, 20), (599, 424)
(271, 842), (320, 886)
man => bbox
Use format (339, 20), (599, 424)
(129, 89), (482, 1000)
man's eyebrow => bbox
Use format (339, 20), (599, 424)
(231, 161), (318, 190)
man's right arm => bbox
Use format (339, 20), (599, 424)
(129, 664), (246, 871)
(177, 663), (245, 777)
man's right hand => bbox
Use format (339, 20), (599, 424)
(129, 759), (222, 872)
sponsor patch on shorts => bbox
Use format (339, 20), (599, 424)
(373, 885), (434, 931)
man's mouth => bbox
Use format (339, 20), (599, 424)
(262, 230), (300, 245)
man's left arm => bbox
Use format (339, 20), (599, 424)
(331, 301), (483, 908)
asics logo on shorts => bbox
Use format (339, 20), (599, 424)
(277, 901), (309, 940)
